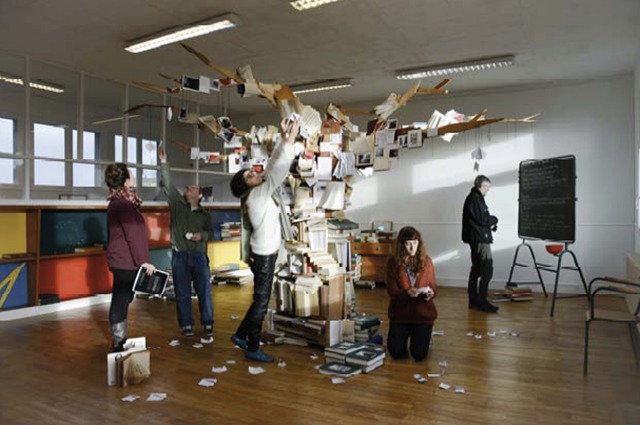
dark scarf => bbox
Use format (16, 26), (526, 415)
(107, 186), (142, 209)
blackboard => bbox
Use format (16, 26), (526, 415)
(40, 210), (108, 255)
(518, 155), (576, 242)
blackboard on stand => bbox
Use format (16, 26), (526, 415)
(518, 155), (576, 242)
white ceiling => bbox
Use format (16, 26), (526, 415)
(0, 0), (639, 114)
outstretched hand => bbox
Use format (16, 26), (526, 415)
(158, 146), (167, 163)
(280, 116), (301, 144)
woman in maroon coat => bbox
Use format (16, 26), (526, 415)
(105, 163), (156, 352)
(386, 226), (438, 361)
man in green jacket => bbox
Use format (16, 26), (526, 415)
(159, 146), (214, 338)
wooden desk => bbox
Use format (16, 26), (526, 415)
(352, 240), (396, 284)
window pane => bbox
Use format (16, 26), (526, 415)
(72, 130), (96, 187)
(141, 138), (157, 187)
(127, 136), (137, 164)
(115, 135), (122, 162)
(0, 118), (15, 184)
(34, 123), (65, 186)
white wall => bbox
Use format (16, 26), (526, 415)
(635, 53), (640, 255)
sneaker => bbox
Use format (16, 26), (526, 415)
(203, 324), (213, 337)
(244, 349), (274, 363)
(182, 326), (195, 337)
(230, 334), (248, 350)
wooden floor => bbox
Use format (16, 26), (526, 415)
(1, 285), (639, 425)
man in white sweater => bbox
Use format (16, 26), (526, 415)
(229, 118), (300, 362)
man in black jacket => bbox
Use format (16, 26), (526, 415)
(462, 175), (499, 313)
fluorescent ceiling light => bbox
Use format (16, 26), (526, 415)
(291, 78), (352, 94)
(0, 72), (64, 93)
(290, 0), (343, 11)
(396, 55), (515, 80)
(125, 13), (241, 53)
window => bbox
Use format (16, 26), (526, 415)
(141, 138), (157, 187)
(114, 135), (137, 163)
(33, 123), (65, 186)
(72, 130), (96, 187)
(0, 117), (16, 184)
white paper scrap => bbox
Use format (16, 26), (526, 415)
(198, 378), (217, 388)
(201, 337), (214, 344)
(510, 332), (520, 337)
(169, 339), (180, 347)
(211, 366), (228, 373)
(455, 386), (466, 394)
(230, 314), (239, 320)
(248, 366), (266, 375)
(432, 330), (445, 336)
(466, 332), (474, 337)
(121, 395), (140, 402)
(413, 374), (427, 384)
(439, 383), (451, 390)
(309, 352), (319, 361)
(427, 374), (441, 378)
(192, 343), (204, 349)
(487, 332), (496, 338)
(147, 393), (167, 402)
(278, 359), (287, 368)
(474, 334), (483, 340)
(226, 360), (236, 365)
(331, 377), (346, 385)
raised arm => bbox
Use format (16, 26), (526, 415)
(158, 146), (183, 202)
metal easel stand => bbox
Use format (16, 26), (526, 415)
(506, 239), (548, 296)
(538, 242), (588, 317)
(506, 240), (588, 317)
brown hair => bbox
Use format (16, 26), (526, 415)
(390, 226), (426, 275)
(104, 163), (130, 188)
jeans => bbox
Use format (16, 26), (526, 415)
(467, 242), (494, 304)
(235, 253), (278, 351)
(172, 250), (213, 328)
(387, 322), (433, 361)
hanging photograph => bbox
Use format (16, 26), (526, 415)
(407, 129), (423, 149)
(356, 152), (373, 167)
(397, 134), (408, 148)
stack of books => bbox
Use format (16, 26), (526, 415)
(211, 264), (252, 285)
(352, 314), (382, 342)
(220, 222), (241, 240)
(489, 286), (534, 302)
(323, 341), (386, 374)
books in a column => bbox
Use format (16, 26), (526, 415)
(132, 267), (169, 295)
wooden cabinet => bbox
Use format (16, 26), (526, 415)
(351, 240), (396, 284)
(0, 203), (239, 311)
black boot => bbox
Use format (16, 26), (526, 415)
(111, 321), (128, 352)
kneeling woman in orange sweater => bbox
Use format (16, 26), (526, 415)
(386, 226), (438, 361)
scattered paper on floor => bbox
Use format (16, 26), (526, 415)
(201, 337), (214, 344)
(432, 330), (445, 336)
(211, 366), (228, 373)
(192, 343), (204, 349)
(439, 383), (451, 390)
(278, 359), (287, 368)
(331, 377), (346, 385)
(248, 366), (266, 375)
(413, 374), (427, 384)
(121, 395), (140, 402)
(455, 386), (465, 394)
(198, 378), (217, 388)
(169, 340), (180, 347)
(226, 360), (236, 365)
(147, 393), (167, 402)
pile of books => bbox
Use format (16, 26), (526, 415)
(211, 263), (252, 285)
(352, 314), (382, 342)
(323, 340), (386, 374)
(220, 222), (241, 240)
(489, 286), (534, 303)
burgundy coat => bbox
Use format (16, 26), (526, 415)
(386, 256), (438, 324)
(106, 198), (150, 271)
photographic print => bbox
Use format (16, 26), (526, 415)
(397, 134), (408, 148)
(408, 129), (423, 149)
(356, 153), (373, 167)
